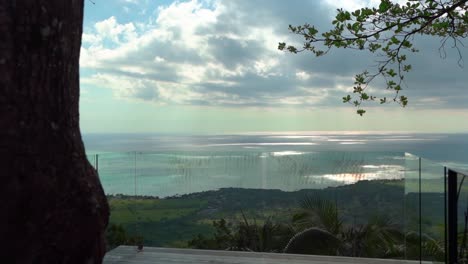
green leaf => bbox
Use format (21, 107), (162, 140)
(403, 64), (412, 72)
(433, 21), (450, 29)
(308, 27), (318, 35)
(390, 36), (400, 44)
(352, 9), (360, 17)
(352, 22), (360, 32)
(378, 0), (391, 13)
(386, 69), (396, 77)
(400, 96), (408, 107)
(342, 95), (351, 103)
(401, 40), (412, 48)
(287, 46), (298, 53)
(278, 42), (286, 50)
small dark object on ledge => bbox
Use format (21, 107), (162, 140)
(137, 244), (144, 252)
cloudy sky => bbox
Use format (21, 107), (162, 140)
(79, 0), (468, 134)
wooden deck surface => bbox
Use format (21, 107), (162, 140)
(103, 246), (437, 264)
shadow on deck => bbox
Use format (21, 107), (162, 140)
(103, 246), (438, 264)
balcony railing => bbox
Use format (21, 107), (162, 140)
(86, 151), (465, 263)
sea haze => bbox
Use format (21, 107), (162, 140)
(82, 132), (468, 197)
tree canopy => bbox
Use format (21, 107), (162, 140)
(279, 0), (468, 115)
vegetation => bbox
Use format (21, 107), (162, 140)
(188, 215), (294, 252)
(288, 195), (444, 259)
(106, 224), (143, 251)
(105, 179), (449, 261)
(108, 196), (206, 223)
(187, 194), (445, 261)
(106, 195), (210, 247)
(279, 0), (468, 115)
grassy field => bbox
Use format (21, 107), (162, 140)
(109, 198), (208, 224)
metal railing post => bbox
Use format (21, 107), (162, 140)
(448, 169), (458, 264)
(418, 158), (422, 262)
(95, 154), (99, 172)
(444, 167), (448, 263)
(134, 151), (137, 196)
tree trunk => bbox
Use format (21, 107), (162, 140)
(0, 1), (109, 263)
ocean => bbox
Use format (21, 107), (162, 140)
(83, 132), (468, 197)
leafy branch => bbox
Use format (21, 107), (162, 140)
(279, 0), (468, 115)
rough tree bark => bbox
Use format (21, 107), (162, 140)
(0, 1), (109, 263)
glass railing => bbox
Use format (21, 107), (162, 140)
(420, 157), (446, 262)
(87, 151), (453, 262)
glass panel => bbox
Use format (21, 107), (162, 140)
(329, 152), (407, 259)
(404, 153), (422, 260)
(98, 152), (141, 251)
(98, 152), (137, 195)
(86, 154), (96, 169)
(420, 158), (446, 262)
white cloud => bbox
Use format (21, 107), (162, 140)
(82, 32), (101, 46)
(121, 0), (140, 4)
(81, 73), (156, 100)
(153, 56), (165, 63)
(296, 71), (311, 80)
(94, 16), (137, 44)
(80, 0), (311, 107)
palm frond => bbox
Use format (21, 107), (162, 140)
(284, 227), (340, 255)
(298, 195), (342, 234)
